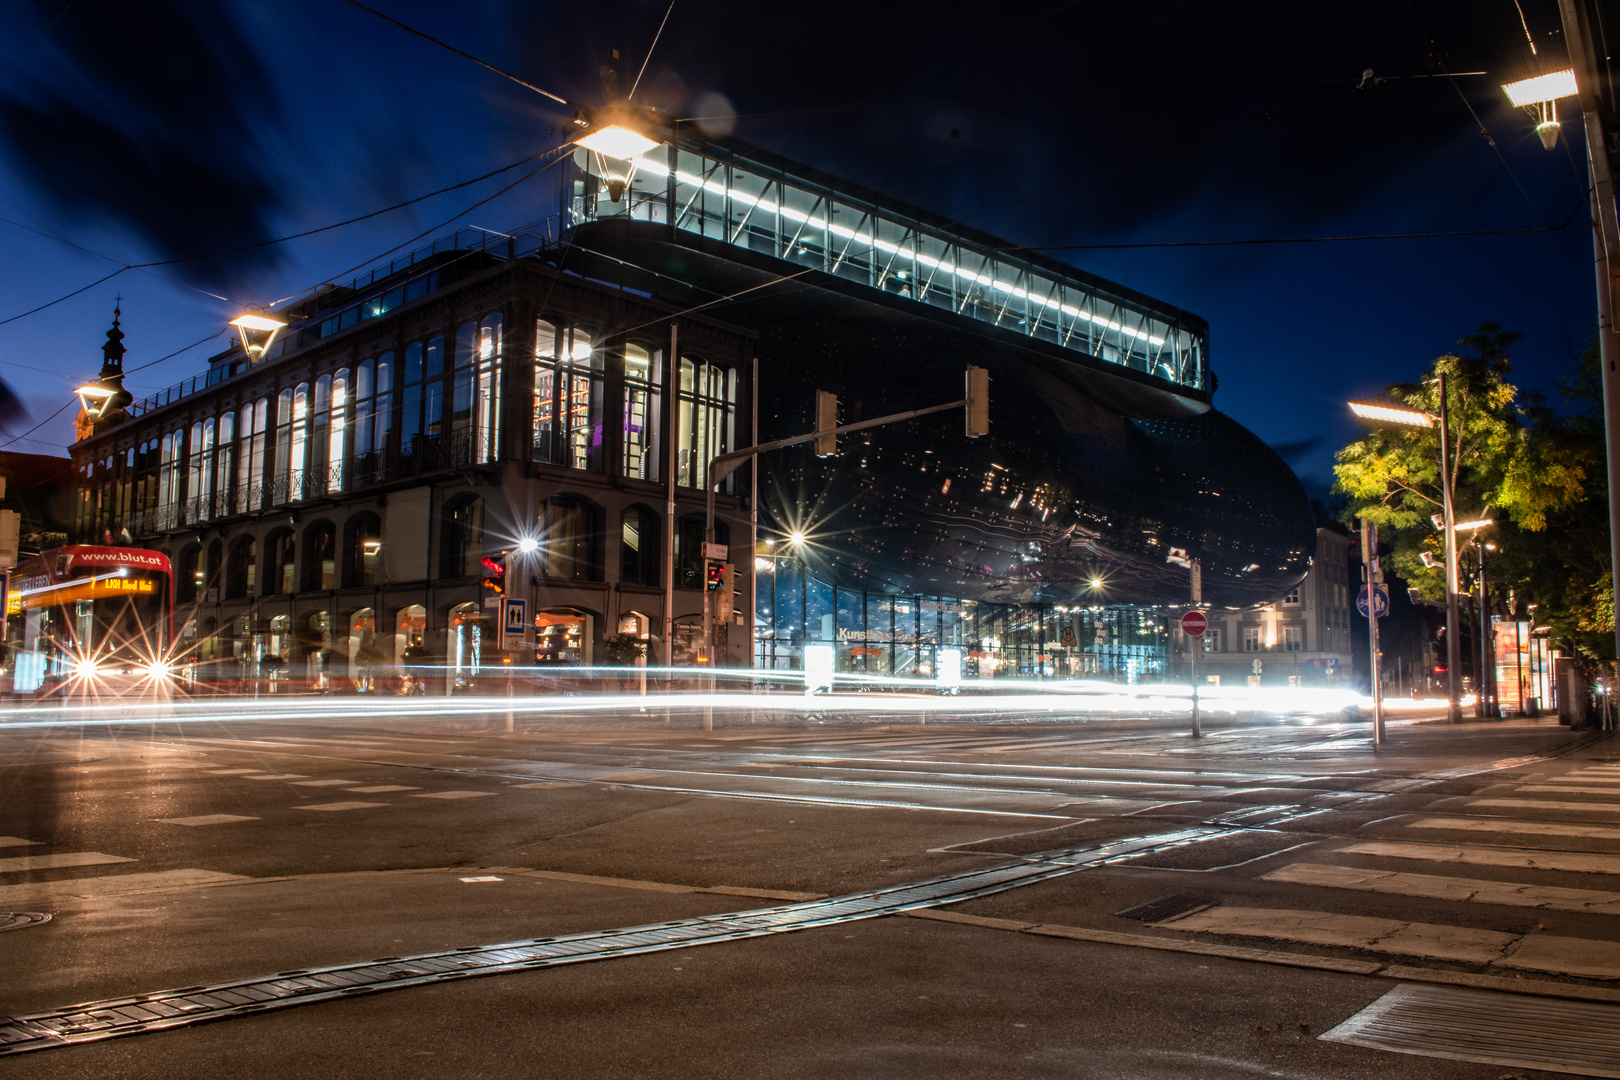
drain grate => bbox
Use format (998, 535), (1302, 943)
(0, 914), (50, 934)
(1321, 983), (1620, 1078)
(1114, 895), (1212, 923)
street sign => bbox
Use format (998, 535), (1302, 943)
(1356, 585), (1390, 618)
(1059, 625), (1077, 648)
(701, 542), (728, 561)
(1180, 610), (1207, 637)
(499, 597), (527, 651)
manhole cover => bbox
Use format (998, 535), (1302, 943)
(1114, 895), (1212, 923)
(0, 913), (51, 933)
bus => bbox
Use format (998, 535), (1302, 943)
(4, 545), (174, 696)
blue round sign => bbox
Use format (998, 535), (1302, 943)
(1356, 585), (1390, 618)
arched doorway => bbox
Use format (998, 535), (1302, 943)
(536, 608), (593, 665)
(449, 602), (482, 691)
(305, 612), (331, 691)
(268, 614), (291, 693)
(348, 608), (378, 691)
(394, 604), (427, 664)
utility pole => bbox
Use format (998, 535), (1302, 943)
(1438, 372), (1463, 723)
(1361, 516), (1385, 745)
(1556, 0), (1620, 664)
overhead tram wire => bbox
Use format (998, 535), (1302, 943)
(629, 0), (677, 101)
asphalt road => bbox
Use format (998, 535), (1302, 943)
(1, 698), (1616, 1078)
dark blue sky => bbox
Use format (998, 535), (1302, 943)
(0, 0), (1599, 500)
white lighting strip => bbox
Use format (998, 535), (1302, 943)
(633, 156), (1168, 348)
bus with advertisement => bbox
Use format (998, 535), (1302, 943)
(3, 545), (175, 696)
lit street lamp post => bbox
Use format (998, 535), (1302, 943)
(1349, 373), (1462, 723)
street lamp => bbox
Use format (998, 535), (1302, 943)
(230, 311), (287, 360)
(1501, 68), (1578, 150)
(1348, 373), (1462, 723)
(572, 104), (662, 203)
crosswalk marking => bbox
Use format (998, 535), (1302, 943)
(1166, 906), (1516, 963)
(1407, 816), (1620, 840)
(246, 774), (307, 781)
(1262, 863), (1620, 914)
(1498, 935), (1620, 980)
(346, 785), (418, 793)
(411, 791), (495, 800)
(1339, 840), (1620, 876)
(515, 781), (581, 789)
(0, 852), (133, 874)
(0, 837), (40, 849)
(204, 768), (266, 775)
(290, 779), (356, 787)
(154, 814), (260, 827)
(1516, 784), (1620, 794)
(0, 869), (247, 905)
(1464, 797), (1620, 814)
(293, 801), (386, 812)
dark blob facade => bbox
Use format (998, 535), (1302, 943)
(63, 133), (1312, 685)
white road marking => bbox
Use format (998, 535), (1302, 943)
(1498, 935), (1620, 980)
(1340, 840), (1620, 876)
(246, 774), (307, 781)
(0, 852), (134, 874)
(459, 876), (503, 883)
(345, 785), (419, 793)
(292, 801), (387, 811)
(1407, 816), (1620, 840)
(204, 769), (266, 776)
(0, 869), (248, 905)
(1262, 863), (1620, 914)
(1167, 906), (1517, 964)
(1516, 784), (1620, 795)
(1464, 798), (1620, 814)
(154, 814), (260, 827)
(411, 791), (495, 800)
(289, 779), (356, 787)
(515, 781), (582, 789)
(0, 837), (42, 848)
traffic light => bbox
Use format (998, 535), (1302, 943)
(814, 390), (837, 457)
(706, 563), (725, 591)
(965, 365), (989, 437)
(481, 553), (507, 598)
(716, 563), (735, 622)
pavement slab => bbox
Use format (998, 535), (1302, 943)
(1339, 840), (1620, 875)
(1263, 862), (1620, 913)
(1166, 906), (1518, 963)
(1498, 935), (1620, 980)
(1406, 816), (1620, 840)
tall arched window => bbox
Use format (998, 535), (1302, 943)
(442, 497), (483, 578)
(302, 522), (336, 591)
(212, 411), (234, 517)
(226, 537), (257, 599)
(620, 505), (659, 586)
(346, 513), (382, 587)
(187, 418), (214, 523)
(533, 320), (602, 470)
(177, 544), (202, 604)
(677, 358), (736, 490)
(273, 382), (309, 505)
(401, 336), (445, 472)
(157, 427), (184, 528)
(311, 369), (348, 495)
(539, 497), (601, 581)
(269, 531), (296, 595)
(236, 398), (267, 514)
(354, 353), (393, 485)
(622, 343), (660, 479)
(452, 316), (500, 465)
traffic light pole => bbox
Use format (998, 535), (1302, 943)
(700, 395), (971, 665)
(1361, 516), (1385, 746)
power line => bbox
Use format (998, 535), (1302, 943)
(339, 0), (571, 106)
(629, 0), (676, 101)
(0, 268), (126, 328)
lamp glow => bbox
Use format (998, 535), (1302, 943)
(575, 125), (659, 159)
(1348, 400), (1434, 428)
(1502, 69), (1578, 107)
(1452, 518), (1494, 532)
(516, 537), (540, 554)
(789, 531), (806, 546)
(231, 312), (287, 357)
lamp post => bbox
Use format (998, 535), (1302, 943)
(1349, 372), (1462, 723)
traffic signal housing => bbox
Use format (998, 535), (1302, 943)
(814, 391), (837, 457)
(965, 365), (989, 437)
(706, 563), (725, 591)
(716, 562), (735, 622)
(481, 553), (508, 598)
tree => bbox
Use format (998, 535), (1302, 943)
(1335, 324), (1608, 665)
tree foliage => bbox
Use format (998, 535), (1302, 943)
(1334, 323), (1608, 663)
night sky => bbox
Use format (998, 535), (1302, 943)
(0, 0), (1598, 500)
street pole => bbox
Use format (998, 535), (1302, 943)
(1190, 558), (1201, 739)
(1361, 515), (1385, 746)
(1555, 0), (1620, 668)
(1438, 371), (1463, 723)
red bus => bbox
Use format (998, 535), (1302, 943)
(4, 546), (174, 695)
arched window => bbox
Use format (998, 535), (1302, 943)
(187, 418), (215, 523)
(205, 540), (223, 599)
(237, 397), (267, 513)
(622, 343), (660, 479)
(303, 521), (336, 591)
(345, 513), (382, 587)
(540, 497), (601, 581)
(157, 427), (185, 528)
(620, 505), (660, 587)
(354, 353), (393, 485)
(441, 496), (483, 578)
(533, 320), (602, 470)
(212, 411), (234, 518)
(274, 382), (309, 505)
(400, 336), (445, 472)
(226, 537), (257, 599)
(676, 514), (726, 589)
(176, 544), (202, 604)
(311, 369), (348, 495)
(677, 358), (736, 490)
(268, 530), (296, 595)
(452, 315), (501, 465)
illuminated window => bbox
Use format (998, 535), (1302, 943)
(622, 343), (660, 479)
(400, 336), (445, 470)
(620, 505), (659, 586)
(1203, 628), (1221, 653)
(534, 320), (602, 470)
(677, 357), (735, 490)
(1242, 627), (1262, 652)
(452, 315), (501, 465)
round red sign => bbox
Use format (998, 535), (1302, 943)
(1180, 610), (1208, 637)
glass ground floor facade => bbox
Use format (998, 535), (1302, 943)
(754, 557), (1173, 681)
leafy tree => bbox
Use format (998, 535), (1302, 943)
(1334, 323), (1601, 659)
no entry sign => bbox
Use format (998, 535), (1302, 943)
(1180, 610), (1208, 637)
